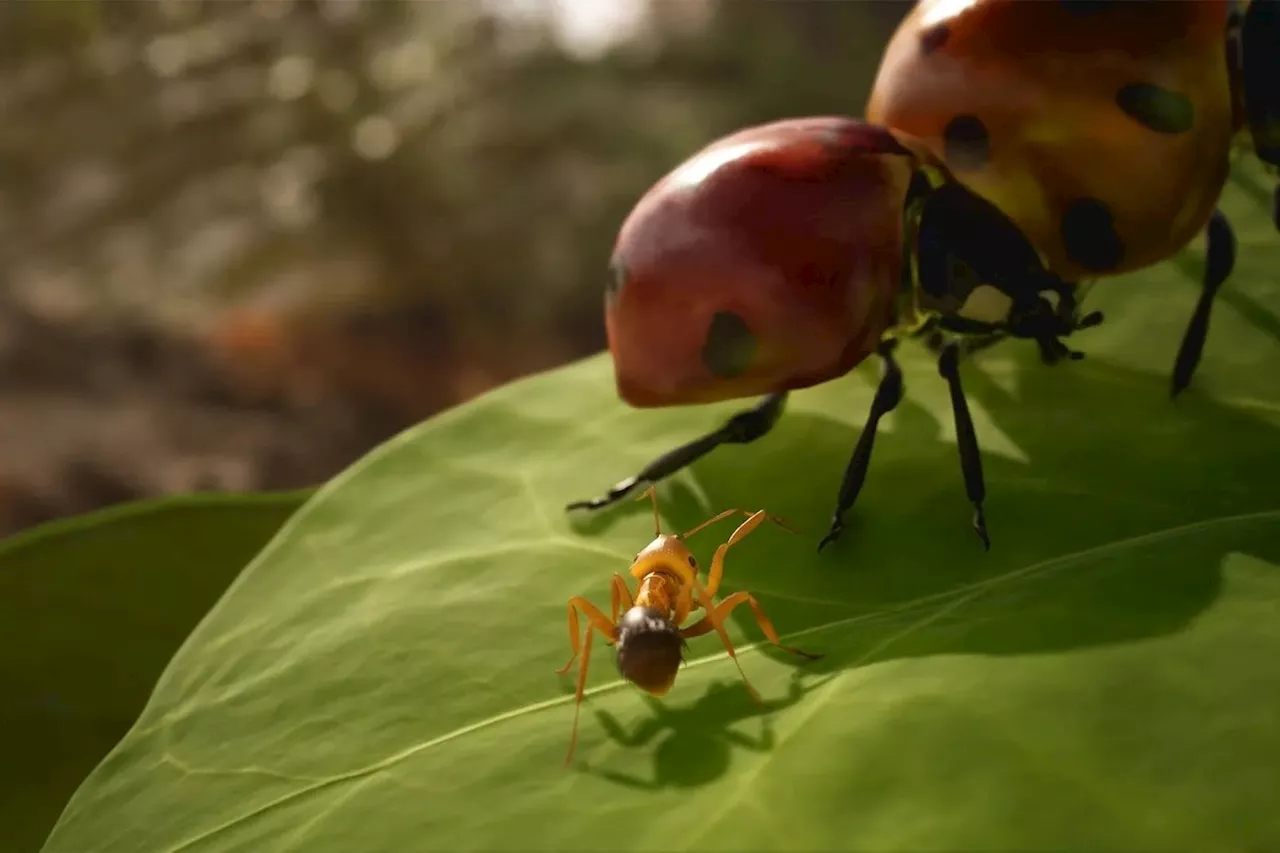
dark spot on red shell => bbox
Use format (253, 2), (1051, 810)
(1116, 82), (1195, 134)
(943, 114), (990, 171)
(919, 23), (949, 53)
(688, 555), (697, 567)
(701, 311), (757, 379)
(606, 257), (625, 301)
(1061, 197), (1125, 271)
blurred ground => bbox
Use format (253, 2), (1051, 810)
(0, 0), (908, 538)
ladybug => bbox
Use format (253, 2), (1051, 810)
(566, 116), (1104, 551)
(865, 0), (1280, 396)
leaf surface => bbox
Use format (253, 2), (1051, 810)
(41, 164), (1280, 852)
(0, 494), (305, 853)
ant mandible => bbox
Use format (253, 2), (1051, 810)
(556, 485), (823, 765)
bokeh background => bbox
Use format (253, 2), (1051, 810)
(0, 0), (911, 539)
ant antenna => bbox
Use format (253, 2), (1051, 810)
(680, 508), (800, 540)
(635, 485), (662, 537)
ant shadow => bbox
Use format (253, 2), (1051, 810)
(561, 345), (1280, 789)
(583, 673), (833, 789)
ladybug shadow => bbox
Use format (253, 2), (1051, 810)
(576, 351), (1280, 765)
(687, 351), (1280, 673)
(582, 671), (835, 790)
(1171, 248), (1280, 350)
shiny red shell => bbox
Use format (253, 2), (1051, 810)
(866, 0), (1239, 281)
(605, 117), (922, 408)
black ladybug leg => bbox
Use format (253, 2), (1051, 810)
(818, 339), (904, 552)
(922, 329), (1004, 360)
(1171, 208), (1236, 398)
(565, 392), (787, 513)
(937, 342), (990, 551)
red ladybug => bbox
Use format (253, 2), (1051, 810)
(865, 0), (1280, 396)
(567, 116), (1103, 551)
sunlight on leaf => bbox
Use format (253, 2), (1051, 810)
(39, 162), (1280, 851)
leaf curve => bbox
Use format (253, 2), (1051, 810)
(39, 162), (1280, 852)
(0, 493), (305, 853)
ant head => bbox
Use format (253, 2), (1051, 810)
(631, 534), (699, 585)
(615, 605), (686, 696)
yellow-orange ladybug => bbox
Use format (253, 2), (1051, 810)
(867, 0), (1280, 395)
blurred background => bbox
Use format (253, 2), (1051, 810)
(0, 0), (910, 539)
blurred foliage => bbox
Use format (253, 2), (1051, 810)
(0, 0), (908, 537)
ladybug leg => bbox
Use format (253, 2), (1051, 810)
(817, 339), (904, 552)
(937, 342), (990, 551)
(1171, 208), (1236, 398)
(922, 328), (1004, 361)
(565, 392), (787, 513)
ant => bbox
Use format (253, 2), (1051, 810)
(556, 485), (823, 765)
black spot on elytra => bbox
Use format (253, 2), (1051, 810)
(919, 23), (949, 53)
(701, 311), (757, 379)
(1116, 82), (1195, 134)
(605, 258), (625, 301)
(943, 114), (990, 171)
(1061, 197), (1125, 271)
(688, 555), (696, 567)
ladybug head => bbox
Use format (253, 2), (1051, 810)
(603, 117), (918, 408)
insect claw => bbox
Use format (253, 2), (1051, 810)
(972, 507), (990, 551)
(816, 520), (843, 552)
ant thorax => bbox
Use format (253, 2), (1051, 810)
(633, 572), (678, 618)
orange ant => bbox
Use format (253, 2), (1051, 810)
(556, 485), (823, 765)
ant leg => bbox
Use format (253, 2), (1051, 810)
(702, 510), (798, 599)
(1172, 208), (1236, 397)
(565, 392), (788, 513)
(684, 580), (761, 704)
(817, 339), (904, 552)
(610, 573), (636, 618)
(555, 594), (621, 675)
(937, 342), (990, 550)
(564, 627), (596, 766)
(682, 590), (822, 661)
(679, 590), (820, 705)
(673, 508), (782, 626)
(557, 580), (631, 767)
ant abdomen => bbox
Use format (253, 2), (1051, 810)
(615, 606), (685, 696)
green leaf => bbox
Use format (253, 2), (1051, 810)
(41, 163), (1280, 852)
(1, 493), (306, 853)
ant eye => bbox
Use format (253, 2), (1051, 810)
(688, 556), (697, 567)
